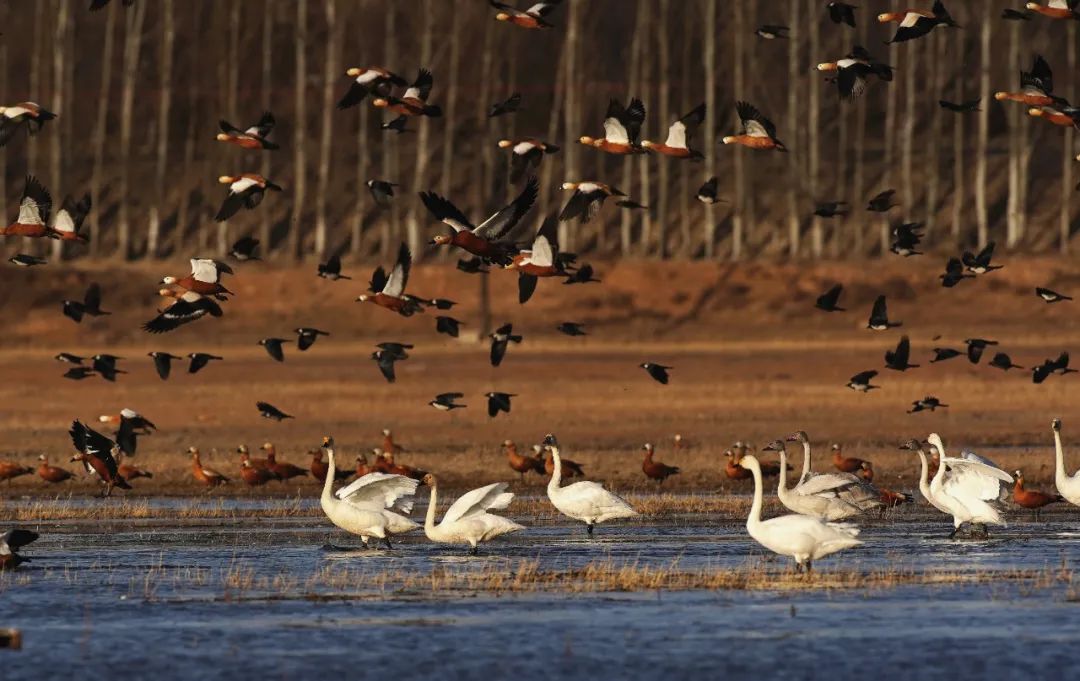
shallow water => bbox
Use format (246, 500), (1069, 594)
(3, 500), (1080, 680)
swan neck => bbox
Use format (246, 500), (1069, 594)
(547, 446), (563, 493)
(424, 483), (438, 531)
(321, 448), (336, 503)
(748, 460), (763, 528)
(777, 449), (789, 494)
(930, 443), (947, 487)
(916, 450), (931, 498)
(1054, 430), (1066, 481)
(801, 442), (811, 479)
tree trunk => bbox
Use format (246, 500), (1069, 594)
(881, 40), (898, 253)
(712, 0), (725, 259)
(117, 0), (147, 260)
(950, 40), (964, 244)
(49, 0), (69, 261)
(260, 0), (274, 255)
(807, 0), (821, 258)
(1060, 22), (1077, 253)
(975, 11), (991, 248)
(315, 0), (340, 258)
(786, 0), (801, 257)
(380, 5), (397, 257)
(290, 0), (308, 259)
(0, 2), (7, 254)
(850, 12), (868, 254)
(439, 4), (463, 196)
(620, 0), (647, 256)
(925, 31), (944, 240)
(634, 0), (652, 255)
(147, 0), (175, 259)
(678, 3), (694, 256)
(406, 0), (435, 259)
(560, 0), (583, 253)
(1005, 20), (1020, 247)
(901, 46), (917, 216)
(655, 0), (671, 258)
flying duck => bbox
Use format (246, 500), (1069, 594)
(816, 46), (893, 100)
(161, 258), (234, 297)
(559, 181), (625, 223)
(498, 138), (560, 184)
(878, 1), (959, 43)
(641, 103), (706, 159)
(505, 215), (564, 304)
(490, 323), (523, 367)
(217, 112), (278, 150)
(337, 67), (407, 110)
(995, 55), (1059, 106)
(356, 243), (423, 316)
(215, 174), (282, 222)
(0, 103), (56, 147)
(1024, 1), (1080, 20)
(48, 194), (91, 242)
(722, 101), (786, 150)
(420, 179), (538, 262)
(490, 0), (563, 29)
(69, 420), (131, 497)
(372, 69), (442, 117)
(1, 175), (51, 238)
(580, 98), (646, 155)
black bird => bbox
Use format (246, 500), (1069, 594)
(366, 180), (398, 209)
(616, 199), (649, 211)
(63, 366), (96, 381)
(457, 256), (490, 274)
(382, 115), (410, 134)
(256, 401), (293, 421)
(989, 352), (1023, 371)
(92, 354), (125, 382)
(317, 254), (350, 280)
(430, 392), (466, 411)
(1001, 8), (1031, 20)
(436, 316), (462, 338)
(142, 294), (223, 333)
(939, 98), (981, 113)
(147, 351), (182, 380)
(557, 322), (587, 336)
(0, 528), (39, 570)
(885, 0), (959, 44)
(755, 24), (789, 39)
(1033, 361), (1056, 384)
(940, 257), (973, 287)
(961, 241), (1002, 274)
(187, 353), (223, 374)
(489, 323), (523, 367)
(866, 189), (897, 212)
(640, 362), (672, 385)
(1049, 351), (1078, 376)
(62, 282), (109, 323)
(815, 284), (845, 312)
(813, 201), (849, 218)
(908, 396), (948, 414)
(8, 254), (47, 267)
(696, 177), (722, 204)
(1036, 287), (1072, 303)
(930, 347), (963, 363)
(964, 338), (999, 364)
(867, 295), (901, 330)
(488, 92), (522, 117)
(376, 342), (413, 358)
(885, 335), (919, 371)
(846, 370), (879, 392)
(890, 221), (924, 256)
(228, 236), (260, 261)
(68, 420), (131, 496)
(214, 175), (282, 222)
(55, 352), (85, 364)
(295, 327), (329, 351)
(371, 350), (401, 383)
(564, 264), (601, 285)
(429, 298), (456, 310)
(485, 392), (516, 418)
(827, 1), (857, 27)
(258, 338), (289, 362)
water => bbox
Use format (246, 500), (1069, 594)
(3, 502), (1080, 680)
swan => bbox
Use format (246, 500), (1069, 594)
(926, 433), (1013, 537)
(543, 434), (638, 536)
(333, 470), (421, 547)
(319, 437), (418, 549)
(421, 473), (523, 554)
(742, 454), (863, 573)
(1051, 419), (1080, 506)
(899, 439), (951, 515)
(784, 431), (881, 511)
(762, 441), (864, 521)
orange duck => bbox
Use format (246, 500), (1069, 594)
(310, 448), (351, 483)
(420, 180), (538, 263)
(354, 453), (374, 478)
(831, 444), (869, 474)
(261, 442), (308, 481)
(877, 2), (959, 43)
(0, 101), (56, 147)
(190, 447), (229, 487)
(579, 98), (646, 155)
(1028, 105), (1079, 128)
(722, 102), (786, 151)
(490, 0), (563, 28)
(543, 447), (583, 478)
(1, 175), (51, 238)
(1024, 1), (1080, 20)
(116, 453), (153, 482)
(858, 461), (875, 482)
(240, 460), (277, 487)
(237, 445), (276, 476)
(504, 440), (544, 480)
(48, 194), (91, 242)
(372, 69), (441, 117)
(69, 420), (131, 497)
(504, 215), (565, 304)
(878, 488), (914, 510)
(995, 55), (1059, 107)
(161, 258), (234, 298)
(381, 429), (406, 455)
(0, 460), (33, 485)
(641, 103), (706, 159)
(724, 450), (752, 480)
(1013, 469), (1064, 520)
(216, 111), (278, 150)
(36, 455), (72, 484)
(499, 138), (560, 184)
(641, 443), (680, 484)
(356, 243), (424, 316)
(378, 450), (427, 481)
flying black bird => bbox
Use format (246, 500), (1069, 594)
(867, 295), (901, 330)
(885, 335), (919, 371)
(827, 1), (857, 26)
(457, 256), (490, 274)
(989, 352), (1023, 371)
(940, 257), (973, 288)
(866, 189), (897, 212)
(228, 236), (260, 261)
(939, 98), (981, 113)
(55, 353), (85, 364)
(429, 392), (466, 411)
(91, 354), (125, 382)
(908, 396), (948, 414)
(815, 284), (845, 312)
(187, 353), (223, 374)
(256, 401), (293, 421)
(1033, 361), (1056, 384)
(436, 316), (462, 338)
(755, 24), (789, 39)
(258, 338), (289, 362)
(8, 254), (46, 267)
(488, 92), (522, 117)
(141, 293), (223, 333)
(371, 350), (401, 383)
(376, 341), (413, 358)
(381, 115), (411, 134)
(62, 283), (109, 323)
(813, 201), (849, 218)
(962, 241), (1002, 274)
(147, 351), (182, 380)
(930, 347), (963, 363)
(1001, 8), (1032, 20)
(564, 264), (601, 285)
(557, 322), (587, 336)
(696, 176), (722, 204)
(490, 323), (523, 367)
(846, 370), (879, 392)
(890, 222), (924, 256)
(295, 327), (329, 351)
(1036, 287), (1072, 303)
(317, 254), (350, 280)
(1048, 352), (1078, 376)
(63, 366), (96, 380)
(429, 298), (456, 310)
(965, 338), (999, 364)
(616, 199), (649, 211)
(485, 392), (516, 418)
(366, 180), (398, 209)
(640, 362), (672, 385)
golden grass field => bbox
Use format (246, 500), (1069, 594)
(1, 256), (1079, 497)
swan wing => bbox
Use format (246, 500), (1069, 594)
(336, 472), (419, 511)
(795, 472), (859, 496)
(442, 482), (515, 524)
(381, 510), (421, 534)
(960, 450), (1002, 469)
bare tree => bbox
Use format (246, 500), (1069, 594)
(925, 32), (945, 239)
(260, 0), (274, 254)
(0, 1), (7, 249)
(634, 0), (653, 256)
(786, 0), (801, 256)
(654, 0), (671, 258)
(49, 0), (70, 261)
(619, 1), (647, 256)
(950, 42), (964, 244)
(881, 40), (899, 253)
(560, 0), (583, 253)
(1005, 19), (1021, 246)
(807, 0), (821, 257)
(290, 0), (308, 258)
(380, 4), (398, 257)
(1060, 22), (1077, 254)
(714, 0), (727, 259)
(901, 47), (917, 217)
(406, 0), (435, 259)
(850, 12), (869, 254)
(439, 4), (464, 196)
(678, 3), (694, 256)
(117, 0), (147, 259)
(148, 0), (175, 258)
(315, 0), (341, 258)
(975, 10), (991, 248)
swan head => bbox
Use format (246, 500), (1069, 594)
(898, 439), (924, 452)
(786, 431), (809, 444)
(322, 436), (334, 449)
(926, 433), (944, 454)
(420, 473), (436, 487)
(740, 454), (761, 472)
(761, 440), (786, 453)
(1053, 418), (1062, 432)
(542, 433), (558, 447)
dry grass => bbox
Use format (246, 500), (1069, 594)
(4, 496), (320, 521)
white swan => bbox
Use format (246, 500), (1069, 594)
(319, 437), (418, 549)
(926, 433), (1013, 536)
(742, 454), (863, 573)
(1052, 419), (1080, 506)
(899, 439), (951, 515)
(762, 441), (863, 521)
(784, 431), (881, 511)
(421, 473), (523, 554)
(334, 470), (420, 547)
(543, 434), (638, 536)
